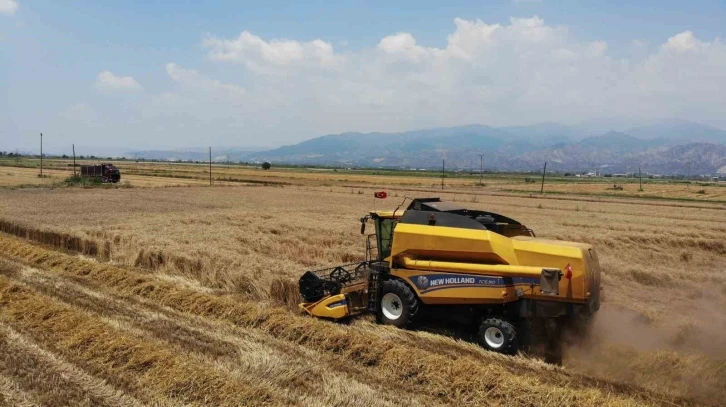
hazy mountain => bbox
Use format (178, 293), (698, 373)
(625, 120), (726, 143)
(499, 122), (577, 146)
(251, 125), (517, 168)
(130, 120), (726, 175)
(625, 143), (726, 175)
(578, 131), (654, 152)
(125, 147), (265, 162)
(515, 131), (657, 171)
(573, 117), (660, 136)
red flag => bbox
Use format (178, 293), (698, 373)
(374, 191), (388, 199)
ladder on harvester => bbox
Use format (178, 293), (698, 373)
(367, 269), (380, 312)
(364, 233), (383, 313)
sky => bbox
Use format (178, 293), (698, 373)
(2, 0), (726, 153)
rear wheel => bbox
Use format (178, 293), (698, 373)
(379, 280), (419, 328)
(478, 318), (518, 355)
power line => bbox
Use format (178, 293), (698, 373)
(441, 159), (445, 190)
(478, 153), (485, 186)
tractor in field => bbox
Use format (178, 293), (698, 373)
(298, 197), (601, 363)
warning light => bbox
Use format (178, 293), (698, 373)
(374, 191), (387, 199)
(564, 263), (573, 279)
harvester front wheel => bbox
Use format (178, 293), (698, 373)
(478, 319), (518, 355)
(379, 280), (419, 328)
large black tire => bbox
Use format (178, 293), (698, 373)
(478, 318), (518, 355)
(379, 279), (419, 328)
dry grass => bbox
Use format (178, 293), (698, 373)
(0, 236), (683, 406)
(0, 176), (725, 405)
(0, 321), (144, 407)
(0, 271), (293, 406)
(0, 163), (242, 188)
(502, 180), (726, 201)
(5, 158), (726, 202)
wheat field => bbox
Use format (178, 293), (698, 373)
(4, 157), (726, 201)
(0, 167), (725, 405)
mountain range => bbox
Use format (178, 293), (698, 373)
(129, 120), (726, 175)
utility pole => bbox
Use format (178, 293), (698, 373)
(72, 144), (76, 177)
(40, 133), (43, 176)
(478, 153), (485, 186)
(441, 159), (445, 190)
(540, 162), (547, 194)
(209, 146), (212, 186)
(639, 166), (643, 191)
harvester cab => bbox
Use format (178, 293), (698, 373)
(298, 197), (601, 362)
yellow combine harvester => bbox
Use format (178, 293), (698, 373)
(298, 198), (601, 362)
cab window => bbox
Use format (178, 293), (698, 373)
(376, 218), (396, 260)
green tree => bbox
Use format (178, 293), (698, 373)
(262, 162), (271, 170)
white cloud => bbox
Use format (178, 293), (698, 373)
(95, 71), (142, 92)
(0, 0), (18, 15)
(46, 17), (726, 149)
(193, 19), (726, 138)
(203, 31), (342, 72)
(634, 31), (725, 109)
(165, 63), (246, 96)
(587, 40), (608, 57)
(445, 18), (500, 60)
(663, 30), (700, 52)
(378, 33), (419, 53)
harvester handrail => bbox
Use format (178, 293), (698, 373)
(401, 256), (547, 278)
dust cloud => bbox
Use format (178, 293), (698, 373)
(564, 304), (726, 405)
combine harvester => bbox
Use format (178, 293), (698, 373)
(299, 197), (601, 363)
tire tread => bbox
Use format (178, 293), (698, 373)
(379, 279), (419, 328)
(478, 318), (518, 355)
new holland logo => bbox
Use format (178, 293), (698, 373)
(429, 276), (476, 287)
(410, 274), (506, 292)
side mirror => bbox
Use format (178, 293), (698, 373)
(360, 219), (366, 235)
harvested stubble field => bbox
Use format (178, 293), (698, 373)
(0, 165), (242, 188)
(0, 181), (725, 406)
(5, 158), (726, 202)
